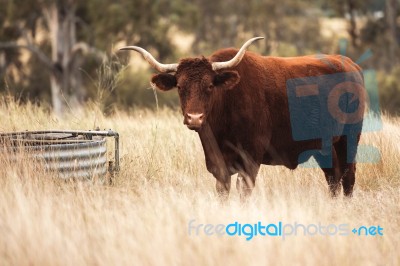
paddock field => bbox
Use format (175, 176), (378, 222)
(0, 100), (399, 266)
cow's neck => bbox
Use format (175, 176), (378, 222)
(206, 90), (230, 135)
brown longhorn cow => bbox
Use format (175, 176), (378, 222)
(120, 37), (366, 201)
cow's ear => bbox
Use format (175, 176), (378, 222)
(151, 73), (177, 91)
(213, 70), (240, 90)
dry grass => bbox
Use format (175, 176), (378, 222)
(0, 99), (399, 266)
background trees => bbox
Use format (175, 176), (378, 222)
(1, 0), (399, 114)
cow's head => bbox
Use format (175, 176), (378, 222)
(119, 37), (263, 131)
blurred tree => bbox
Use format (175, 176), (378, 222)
(323, 0), (369, 47)
(78, 0), (182, 111)
(173, 0), (324, 56)
(386, 0), (399, 68)
(378, 66), (400, 115)
(0, 0), (106, 116)
(323, 0), (399, 68)
(0, 0), (399, 114)
(81, 0), (176, 60)
(0, 0), (182, 114)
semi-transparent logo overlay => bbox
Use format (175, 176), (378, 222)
(286, 40), (381, 168)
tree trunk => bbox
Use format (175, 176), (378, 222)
(386, 0), (399, 69)
(347, 0), (358, 48)
(44, 3), (65, 116)
(43, 1), (84, 116)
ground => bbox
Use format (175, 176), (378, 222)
(0, 101), (399, 265)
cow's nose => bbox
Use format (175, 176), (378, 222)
(184, 113), (204, 130)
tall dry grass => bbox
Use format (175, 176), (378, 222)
(0, 98), (399, 266)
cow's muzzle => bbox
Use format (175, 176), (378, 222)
(184, 113), (204, 131)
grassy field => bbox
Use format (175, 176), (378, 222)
(0, 99), (399, 266)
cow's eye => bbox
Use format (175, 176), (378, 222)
(177, 85), (182, 91)
(207, 84), (214, 92)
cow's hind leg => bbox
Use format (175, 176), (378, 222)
(216, 177), (231, 202)
(236, 173), (254, 202)
(341, 164), (356, 197)
(334, 136), (358, 197)
(236, 163), (260, 202)
(314, 148), (342, 197)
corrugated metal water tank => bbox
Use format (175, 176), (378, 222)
(0, 130), (119, 181)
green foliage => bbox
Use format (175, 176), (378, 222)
(81, 0), (177, 60)
(116, 69), (179, 110)
(0, 0), (399, 114)
(378, 67), (400, 115)
(78, 53), (179, 113)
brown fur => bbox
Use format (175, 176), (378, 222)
(151, 48), (365, 200)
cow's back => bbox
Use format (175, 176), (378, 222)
(209, 48), (364, 169)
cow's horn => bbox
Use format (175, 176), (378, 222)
(212, 37), (264, 71)
(119, 46), (178, 73)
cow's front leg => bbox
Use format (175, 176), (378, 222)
(236, 173), (255, 202)
(216, 176), (231, 202)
